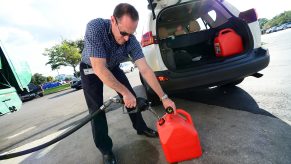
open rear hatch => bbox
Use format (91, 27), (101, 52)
(156, 0), (253, 71)
(0, 44), (31, 92)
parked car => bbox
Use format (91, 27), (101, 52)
(282, 22), (291, 30)
(18, 83), (44, 101)
(140, 0), (270, 104)
(119, 61), (135, 73)
(42, 82), (62, 90)
(266, 26), (277, 34)
(70, 78), (82, 90)
(275, 24), (285, 31)
(286, 22), (291, 29)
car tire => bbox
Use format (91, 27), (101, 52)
(222, 78), (244, 87)
(139, 73), (161, 106)
(39, 93), (44, 97)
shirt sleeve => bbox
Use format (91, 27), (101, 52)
(127, 36), (144, 62)
(84, 19), (107, 59)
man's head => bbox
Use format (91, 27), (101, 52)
(111, 3), (139, 45)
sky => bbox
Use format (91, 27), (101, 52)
(0, 0), (290, 77)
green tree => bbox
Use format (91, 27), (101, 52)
(75, 39), (84, 53)
(47, 76), (54, 82)
(60, 42), (81, 76)
(258, 18), (268, 29)
(31, 73), (47, 85)
(263, 11), (291, 29)
(63, 39), (84, 54)
(43, 40), (82, 76)
(65, 77), (72, 81)
(43, 45), (65, 71)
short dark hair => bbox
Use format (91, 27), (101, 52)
(113, 3), (139, 21)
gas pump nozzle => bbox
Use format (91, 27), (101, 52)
(122, 97), (151, 114)
(108, 97), (161, 120)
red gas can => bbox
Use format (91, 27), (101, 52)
(214, 28), (244, 57)
(157, 109), (202, 163)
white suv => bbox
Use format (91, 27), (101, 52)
(140, 0), (270, 104)
(119, 61), (135, 73)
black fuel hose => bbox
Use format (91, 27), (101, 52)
(0, 106), (102, 160)
(0, 97), (150, 160)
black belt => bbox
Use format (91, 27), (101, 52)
(81, 62), (92, 68)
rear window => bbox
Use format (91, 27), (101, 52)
(28, 83), (37, 90)
(157, 0), (231, 39)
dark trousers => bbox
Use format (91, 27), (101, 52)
(80, 62), (147, 154)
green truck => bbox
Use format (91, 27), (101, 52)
(0, 43), (32, 115)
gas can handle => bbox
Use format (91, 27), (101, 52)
(165, 106), (174, 114)
(176, 109), (193, 125)
(219, 28), (235, 36)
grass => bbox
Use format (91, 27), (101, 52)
(43, 83), (71, 95)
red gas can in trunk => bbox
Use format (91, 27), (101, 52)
(214, 28), (244, 57)
(157, 109), (202, 163)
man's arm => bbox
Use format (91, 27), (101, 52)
(90, 57), (136, 108)
(135, 58), (176, 110)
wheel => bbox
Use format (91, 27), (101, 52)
(139, 73), (160, 106)
(222, 78), (244, 87)
(39, 93), (44, 97)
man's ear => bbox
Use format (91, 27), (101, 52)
(110, 16), (116, 25)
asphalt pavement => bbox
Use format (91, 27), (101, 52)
(0, 29), (291, 164)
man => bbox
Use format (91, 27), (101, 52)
(80, 3), (176, 164)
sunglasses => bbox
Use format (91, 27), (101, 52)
(114, 17), (136, 37)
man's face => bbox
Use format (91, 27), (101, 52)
(111, 15), (138, 45)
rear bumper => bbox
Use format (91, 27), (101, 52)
(155, 48), (270, 93)
(20, 93), (36, 101)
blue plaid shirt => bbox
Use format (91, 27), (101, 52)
(81, 18), (144, 69)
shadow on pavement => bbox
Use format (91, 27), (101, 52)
(115, 140), (159, 164)
(173, 86), (275, 117)
(48, 89), (78, 99)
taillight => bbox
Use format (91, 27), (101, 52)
(141, 31), (157, 47)
(157, 76), (168, 82)
(239, 8), (258, 23)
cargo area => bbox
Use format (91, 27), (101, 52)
(157, 0), (253, 71)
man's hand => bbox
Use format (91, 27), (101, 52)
(123, 92), (136, 108)
(90, 57), (136, 108)
(135, 58), (177, 113)
(162, 98), (176, 114)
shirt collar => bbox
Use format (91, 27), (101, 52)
(108, 21), (112, 35)
(108, 21), (118, 44)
